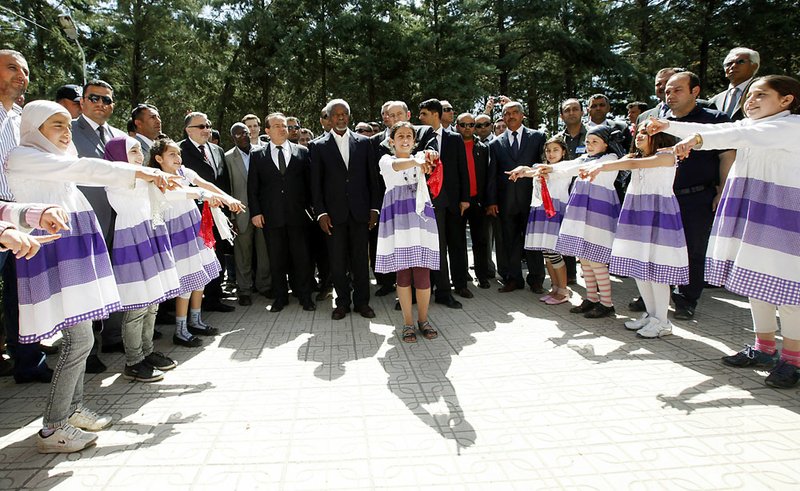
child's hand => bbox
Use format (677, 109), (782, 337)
(424, 150), (439, 164)
(0, 230), (60, 259)
(224, 197), (245, 213)
(578, 163), (604, 182)
(39, 206), (70, 233)
(646, 117), (670, 135)
(505, 165), (532, 181)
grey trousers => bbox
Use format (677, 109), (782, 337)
(234, 220), (271, 295)
(122, 304), (158, 366)
(44, 321), (93, 428)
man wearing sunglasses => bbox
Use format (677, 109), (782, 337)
(286, 117), (301, 143)
(181, 112), (235, 313)
(71, 80), (128, 372)
(710, 47), (760, 121)
(441, 100), (455, 131)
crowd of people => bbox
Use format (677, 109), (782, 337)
(0, 44), (798, 454)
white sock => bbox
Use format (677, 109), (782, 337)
(175, 317), (191, 339)
(652, 283), (671, 322)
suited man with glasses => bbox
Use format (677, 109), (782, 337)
(286, 117), (301, 143)
(710, 47), (760, 122)
(181, 112), (235, 312)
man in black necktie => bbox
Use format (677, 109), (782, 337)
(181, 112), (234, 313)
(309, 99), (380, 320)
(248, 113), (315, 312)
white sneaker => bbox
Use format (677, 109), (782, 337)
(36, 424), (98, 454)
(68, 407), (113, 432)
(636, 318), (673, 338)
(624, 313), (650, 330)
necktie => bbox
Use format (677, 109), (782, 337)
(725, 87), (739, 116)
(511, 131), (519, 158)
(97, 126), (106, 145)
(198, 144), (216, 177)
(277, 145), (286, 175)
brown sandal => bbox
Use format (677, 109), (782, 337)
(401, 325), (417, 343)
(418, 321), (438, 340)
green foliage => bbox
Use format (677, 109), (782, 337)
(2, 0), (798, 144)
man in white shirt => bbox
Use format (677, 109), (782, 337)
(710, 47), (760, 121)
(131, 103), (162, 162)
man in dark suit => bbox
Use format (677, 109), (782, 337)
(486, 101), (546, 294)
(418, 99), (470, 308)
(249, 113), (314, 312)
(455, 112), (491, 289)
(71, 79), (127, 371)
(309, 99), (380, 320)
(180, 111), (234, 313)
(709, 47), (759, 122)
(369, 100), (438, 297)
(131, 103), (162, 163)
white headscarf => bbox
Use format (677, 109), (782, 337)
(19, 100), (78, 156)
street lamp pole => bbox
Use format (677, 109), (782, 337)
(57, 14), (86, 85)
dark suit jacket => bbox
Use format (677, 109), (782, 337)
(309, 130), (380, 225)
(247, 142), (311, 230)
(487, 127), (546, 216)
(71, 115), (126, 246)
(466, 138), (489, 206)
(431, 127), (469, 213)
(179, 138), (230, 195)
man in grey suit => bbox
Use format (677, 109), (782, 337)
(131, 103), (162, 163)
(224, 123), (272, 306)
(709, 47), (760, 121)
(71, 79), (127, 372)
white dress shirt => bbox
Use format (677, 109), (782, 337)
(238, 147), (251, 173)
(724, 78), (753, 115)
(505, 125), (527, 147)
(82, 114), (112, 143)
(269, 142), (291, 171)
(331, 129), (350, 168)
(189, 138), (219, 177)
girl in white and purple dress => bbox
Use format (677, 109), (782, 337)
(149, 137), (243, 348)
(530, 126), (624, 319)
(375, 122), (439, 343)
(508, 136), (573, 305)
(580, 122), (688, 339)
(104, 136), (181, 382)
(6, 101), (174, 453)
(654, 75), (800, 388)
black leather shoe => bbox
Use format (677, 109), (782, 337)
(355, 305), (376, 318)
(584, 304), (616, 319)
(529, 284), (547, 294)
(628, 297), (646, 312)
(101, 341), (125, 354)
(270, 298), (288, 312)
(85, 354), (107, 374)
(331, 306), (351, 320)
(301, 299), (316, 311)
(435, 296), (462, 309)
(454, 287), (474, 299)
(569, 300), (598, 314)
(14, 367), (53, 384)
(203, 301), (235, 313)
(674, 305), (695, 320)
(478, 280), (490, 289)
(188, 324), (219, 336)
(238, 295), (252, 306)
(173, 334), (203, 348)
(375, 285), (394, 297)
(498, 281), (519, 293)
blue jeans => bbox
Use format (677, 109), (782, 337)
(0, 251), (47, 376)
(43, 321), (93, 428)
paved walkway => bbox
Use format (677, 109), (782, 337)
(1, 275), (799, 490)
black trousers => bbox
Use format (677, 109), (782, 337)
(327, 216), (371, 309)
(463, 198), (490, 282)
(673, 188), (716, 309)
(431, 206), (469, 299)
(501, 209), (544, 287)
(307, 219), (331, 289)
(264, 225), (313, 303)
(369, 225), (396, 288)
(1, 252), (47, 377)
(203, 226), (229, 303)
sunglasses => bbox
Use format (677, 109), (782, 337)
(457, 122), (475, 128)
(474, 122), (492, 129)
(287, 125), (301, 130)
(86, 94), (114, 105)
(724, 58), (750, 68)
(188, 124), (213, 130)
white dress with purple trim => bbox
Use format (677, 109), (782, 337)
(609, 161), (689, 284)
(6, 148), (136, 343)
(375, 155), (439, 273)
(524, 165), (572, 252)
(107, 182), (181, 310)
(554, 153), (621, 263)
(163, 166), (220, 294)
(667, 112), (800, 305)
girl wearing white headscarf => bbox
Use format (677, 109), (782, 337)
(6, 101), (173, 454)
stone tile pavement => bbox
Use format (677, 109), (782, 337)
(1, 274), (799, 490)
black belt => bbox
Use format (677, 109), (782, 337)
(674, 184), (714, 196)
